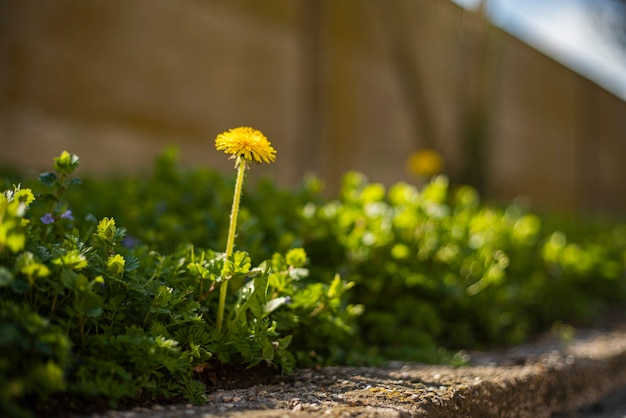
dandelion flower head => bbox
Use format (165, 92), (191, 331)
(215, 126), (276, 164)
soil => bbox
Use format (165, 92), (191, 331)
(63, 324), (626, 418)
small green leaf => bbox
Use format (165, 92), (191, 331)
(261, 339), (274, 361)
(18, 253), (50, 278)
(106, 254), (126, 276)
(0, 267), (14, 286)
(39, 172), (57, 187)
(285, 248), (307, 268)
(6, 231), (26, 253)
(96, 217), (117, 242)
(68, 177), (83, 186)
(53, 249), (88, 271)
(276, 335), (293, 350)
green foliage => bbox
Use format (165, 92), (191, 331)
(302, 172), (626, 359)
(2, 148), (626, 416)
(0, 302), (70, 418)
(0, 151), (358, 416)
(60, 153), (626, 360)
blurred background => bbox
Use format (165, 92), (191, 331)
(1, 0), (625, 213)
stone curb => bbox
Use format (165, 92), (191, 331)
(91, 328), (626, 418)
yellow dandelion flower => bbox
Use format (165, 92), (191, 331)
(407, 149), (444, 177)
(212, 126), (277, 333)
(215, 126), (276, 164)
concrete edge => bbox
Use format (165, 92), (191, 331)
(97, 328), (626, 418)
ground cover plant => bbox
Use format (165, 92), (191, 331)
(2, 137), (626, 416)
(313, 173), (626, 359)
(0, 135), (360, 417)
(65, 152), (626, 357)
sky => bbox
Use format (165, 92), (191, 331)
(452, 0), (626, 100)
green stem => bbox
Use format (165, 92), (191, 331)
(217, 157), (246, 333)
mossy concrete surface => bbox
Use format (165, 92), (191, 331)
(86, 327), (626, 418)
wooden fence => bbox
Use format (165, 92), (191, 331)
(1, 0), (625, 213)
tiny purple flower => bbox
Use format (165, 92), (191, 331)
(122, 235), (139, 249)
(40, 213), (55, 224)
(60, 210), (74, 221)
(284, 296), (292, 305)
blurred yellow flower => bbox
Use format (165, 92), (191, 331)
(407, 149), (444, 177)
(215, 126), (276, 164)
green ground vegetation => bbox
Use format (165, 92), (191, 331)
(1, 149), (625, 416)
